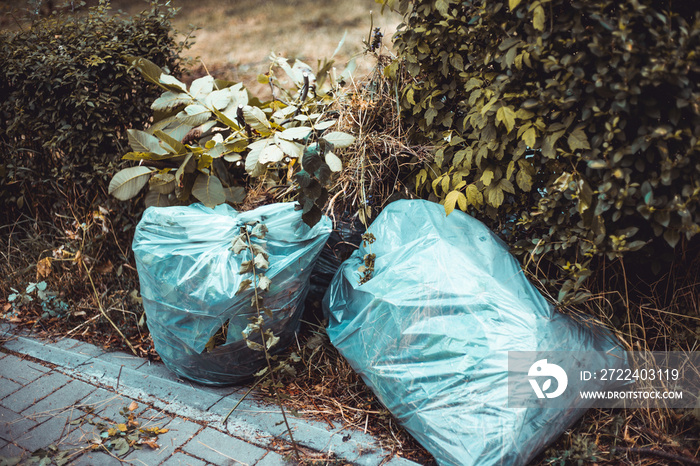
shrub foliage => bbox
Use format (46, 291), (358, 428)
(109, 55), (355, 228)
(384, 0), (700, 302)
(0, 1), (188, 219)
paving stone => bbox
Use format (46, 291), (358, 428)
(151, 417), (202, 451)
(61, 416), (104, 447)
(95, 351), (146, 370)
(117, 369), (224, 412)
(183, 427), (266, 465)
(51, 338), (107, 359)
(0, 378), (20, 400)
(3, 337), (92, 369)
(14, 412), (74, 451)
(383, 456), (425, 466)
(255, 451), (293, 466)
(0, 405), (38, 442)
(21, 379), (96, 421)
(134, 408), (173, 431)
(1, 371), (71, 413)
(81, 390), (138, 422)
(160, 451), (208, 466)
(0, 441), (27, 460)
(69, 450), (123, 465)
(122, 414), (196, 466)
(0, 353), (51, 384)
(0, 322), (15, 335)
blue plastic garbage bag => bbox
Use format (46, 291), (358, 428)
(133, 202), (332, 385)
(323, 200), (624, 465)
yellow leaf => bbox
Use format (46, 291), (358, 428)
(533, 5), (545, 31)
(487, 186), (505, 208)
(496, 106), (516, 133)
(444, 190), (467, 216)
(480, 169), (495, 187)
(466, 184), (482, 206)
(108, 428), (118, 436)
(509, 0), (522, 10)
(117, 423), (127, 432)
(522, 126), (537, 148)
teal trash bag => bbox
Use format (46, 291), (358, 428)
(133, 202), (332, 386)
(323, 200), (625, 466)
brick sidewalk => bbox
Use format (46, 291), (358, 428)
(0, 326), (419, 466)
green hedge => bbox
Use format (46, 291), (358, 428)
(0, 1), (189, 219)
(385, 0), (700, 302)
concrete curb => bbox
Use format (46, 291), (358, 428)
(0, 323), (420, 465)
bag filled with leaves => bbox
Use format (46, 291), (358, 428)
(133, 202), (332, 385)
(323, 199), (625, 466)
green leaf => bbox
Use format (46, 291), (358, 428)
(144, 191), (172, 208)
(151, 91), (192, 112)
(126, 56), (163, 87)
(113, 437), (130, 456)
(190, 75), (214, 99)
(279, 126), (312, 141)
(258, 144), (285, 164)
(495, 106), (516, 133)
(149, 173), (176, 194)
(127, 129), (168, 155)
(205, 88), (232, 110)
(663, 229), (680, 248)
(243, 105), (271, 132)
(325, 152), (343, 172)
(176, 153), (196, 186)
(224, 186), (246, 204)
(192, 174), (226, 208)
(245, 139), (270, 175)
(109, 167), (152, 200)
(275, 138), (304, 159)
(321, 131), (356, 148)
(159, 74), (187, 92)
(153, 130), (186, 154)
(314, 119), (337, 130)
(444, 190), (467, 216)
(177, 104), (212, 126)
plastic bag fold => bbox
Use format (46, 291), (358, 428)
(133, 202), (331, 385)
(324, 200), (624, 465)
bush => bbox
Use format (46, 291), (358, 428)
(0, 0), (189, 220)
(384, 0), (700, 302)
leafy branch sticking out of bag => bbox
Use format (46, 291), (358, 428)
(228, 221), (301, 462)
(358, 232), (376, 285)
(108, 53), (356, 228)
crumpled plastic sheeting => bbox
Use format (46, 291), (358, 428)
(133, 202), (331, 385)
(324, 199), (624, 466)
